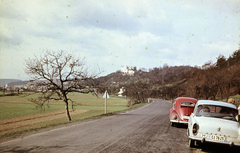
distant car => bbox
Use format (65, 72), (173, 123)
(169, 97), (197, 126)
(188, 100), (240, 147)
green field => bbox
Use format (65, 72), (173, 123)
(0, 92), (132, 119)
(0, 92), (146, 138)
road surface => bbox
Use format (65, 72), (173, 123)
(0, 99), (239, 153)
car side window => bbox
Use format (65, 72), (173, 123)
(196, 105), (211, 116)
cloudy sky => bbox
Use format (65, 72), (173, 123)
(0, 0), (239, 80)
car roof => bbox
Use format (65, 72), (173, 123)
(175, 97), (197, 101)
(196, 100), (237, 109)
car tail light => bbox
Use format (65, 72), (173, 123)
(193, 123), (199, 135)
(174, 115), (177, 120)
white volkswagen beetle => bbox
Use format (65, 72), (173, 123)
(188, 100), (240, 147)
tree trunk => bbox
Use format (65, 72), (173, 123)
(237, 83), (240, 95)
(65, 101), (71, 121)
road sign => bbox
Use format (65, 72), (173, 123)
(103, 90), (109, 114)
(103, 90), (109, 98)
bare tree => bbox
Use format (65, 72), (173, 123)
(124, 80), (150, 105)
(25, 50), (100, 121)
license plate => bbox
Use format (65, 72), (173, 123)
(210, 135), (225, 142)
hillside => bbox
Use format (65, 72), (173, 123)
(0, 79), (23, 87)
(96, 65), (195, 87)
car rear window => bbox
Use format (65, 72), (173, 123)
(180, 102), (195, 107)
(196, 105), (238, 121)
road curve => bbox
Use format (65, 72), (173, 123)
(0, 99), (238, 153)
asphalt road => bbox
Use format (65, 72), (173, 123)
(0, 99), (239, 153)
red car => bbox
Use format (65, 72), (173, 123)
(169, 97), (197, 126)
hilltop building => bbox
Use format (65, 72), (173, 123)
(121, 66), (136, 76)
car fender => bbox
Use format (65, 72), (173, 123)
(170, 109), (179, 120)
(188, 114), (199, 137)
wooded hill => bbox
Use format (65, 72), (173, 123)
(0, 79), (22, 87)
(96, 49), (240, 103)
(96, 65), (195, 89)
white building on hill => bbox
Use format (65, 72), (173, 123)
(121, 66), (135, 76)
(118, 87), (125, 97)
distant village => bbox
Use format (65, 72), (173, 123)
(0, 80), (36, 94)
(0, 66), (134, 97)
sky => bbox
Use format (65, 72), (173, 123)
(0, 0), (239, 80)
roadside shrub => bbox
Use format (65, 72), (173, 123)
(228, 98), (235, 104)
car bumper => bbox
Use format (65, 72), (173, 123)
(189, 136), (240, 147)
(170, 119), (188, 124)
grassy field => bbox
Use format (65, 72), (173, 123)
(0, 92), (146, 138)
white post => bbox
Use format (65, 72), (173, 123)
(103, 90), (109, 114)
(105, 93), (107, 114)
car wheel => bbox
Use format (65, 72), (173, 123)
(171, 122), (175, 127)
(189, 139), (195, 148)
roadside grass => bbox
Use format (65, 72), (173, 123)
(0, 91), (16, 96)
(0, 103), (61, 120)
(0, 92), (147, 138)
(229, 94), (240, 106)
(216, 94), (240, 106)
(228, 94), (240, 102)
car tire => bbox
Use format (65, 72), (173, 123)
(189, 139), (195, 148)
(171, 122), (175, 127)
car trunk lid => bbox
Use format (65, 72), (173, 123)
(196, 117), (239, 137)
